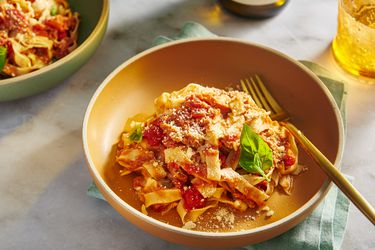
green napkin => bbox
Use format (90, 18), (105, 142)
(88, 22), (350, 250)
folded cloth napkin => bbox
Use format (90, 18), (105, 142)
(88, 22), (350, 250)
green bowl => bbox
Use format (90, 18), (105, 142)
(0, 0), (109, 101)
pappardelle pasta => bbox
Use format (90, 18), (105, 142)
(0, 0), (79, 78)
(115, 84), (305, 229)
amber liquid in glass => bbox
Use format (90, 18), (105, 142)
(332, 1), (375, 78)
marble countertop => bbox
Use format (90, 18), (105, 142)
(1, 0), (374, 249)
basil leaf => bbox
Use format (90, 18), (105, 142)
(0, 46), (7, 72)
(51, 5), (58, 16)
(129, 126), (142, 143)
(239, 124), (273, 181)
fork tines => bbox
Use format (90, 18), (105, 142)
(239, 75), (288, 121)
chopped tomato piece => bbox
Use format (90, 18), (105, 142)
(255, 180), (268, 192)
(44, 19), (67, 32)
(143, 119), (164, 146)
(32, 24), (49, 37)
(183, 164), (205, 177)
(181, 186), (206, 211)
(283, 155), (296, 168)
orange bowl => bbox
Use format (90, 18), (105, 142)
(82, 38), (344, 248)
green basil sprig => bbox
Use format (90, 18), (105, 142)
(129, 125), (142, 143)
(0, 46), (7, 72)
(51, 5), (58, 16)
(239, 124), (273, 181)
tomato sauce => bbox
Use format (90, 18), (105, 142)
(181, 186), (206, 211)
(143, 119), (164, 146)
(283, 155), (296, 168)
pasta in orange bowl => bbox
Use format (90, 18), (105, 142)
(0, 0), (79, 78)
(112, 83), (305, 230)
(83, 38), (344, 248)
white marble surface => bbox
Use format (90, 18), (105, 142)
(1, 0), (374, 249)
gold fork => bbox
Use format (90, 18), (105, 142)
(239, 75), (375, 225)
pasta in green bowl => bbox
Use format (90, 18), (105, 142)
(0, 0), (109, 101)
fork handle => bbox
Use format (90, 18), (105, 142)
(284, 122), (375, 225)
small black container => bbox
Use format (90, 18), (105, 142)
(219, 0), (289, 19)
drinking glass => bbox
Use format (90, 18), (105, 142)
(332, 0), (375, 78)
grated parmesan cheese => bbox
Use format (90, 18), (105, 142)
(215, 208), (235, 228)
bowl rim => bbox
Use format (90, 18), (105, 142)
(82, 37), (345, 237)
(0, 0), (109, 87)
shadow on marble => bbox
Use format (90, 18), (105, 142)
(0, 82), (65, 139)
(0, 129), (82, 221)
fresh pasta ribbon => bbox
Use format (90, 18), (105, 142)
(186, 201), (218, 222)
(220, 168), (269, 206)
(144, 189), (182, 208)
(177, 200), (219, 224)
